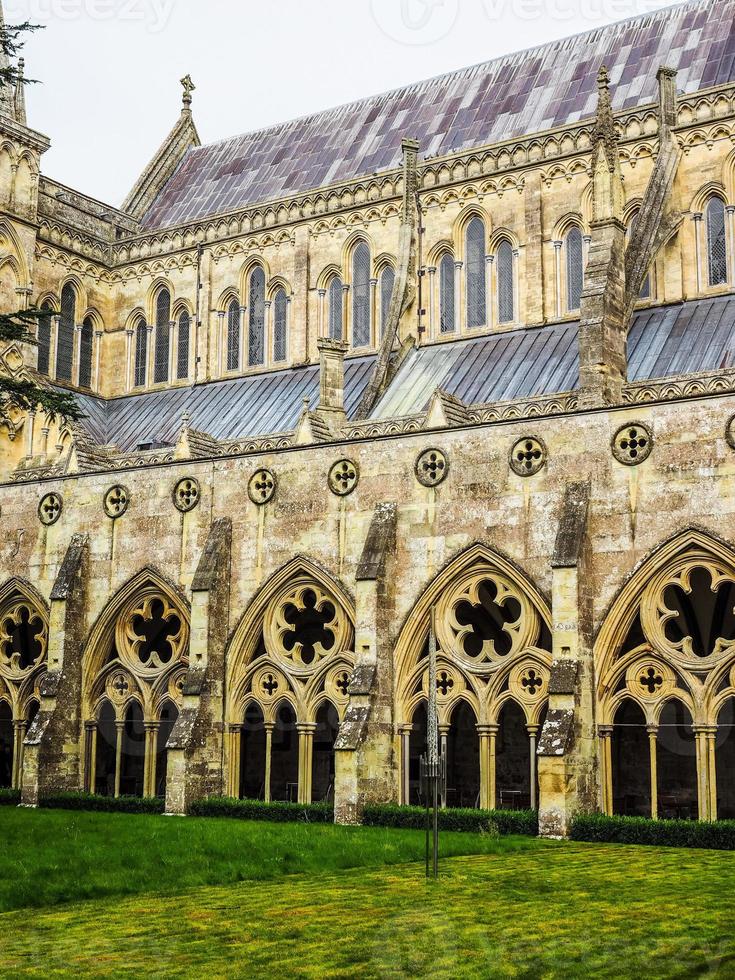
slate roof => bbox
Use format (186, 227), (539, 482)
(141, 0), (735, 229)
(74, 294), (735, 451)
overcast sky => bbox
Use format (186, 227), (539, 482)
(8, 0), (673, 207)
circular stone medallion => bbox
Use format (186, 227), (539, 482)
(415, 448), (449, 487)
(103, 485), (129, 519)
(248, 469), (277, 505)
(328, 459), (359, 496)
(173, 477), (200, 513)
(510, 437), (547, 477)
(38, 492), (62, 526)
(612, 422), (653, 466)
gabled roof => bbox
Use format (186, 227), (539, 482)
(73, 294), (735, 451)
(140, 0), (735, 229)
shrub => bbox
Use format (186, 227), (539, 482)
(189, 797), (334, 823)
(0, 788), (20, 806)
(362, 804), (538, 836)
(39, 793), (165, 815)
(571, 813), (735, 850)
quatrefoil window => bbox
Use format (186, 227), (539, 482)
(662, 566), (735, 658)
(510, 437), (546, 477)
(248, 469), (276, 505)
(173, 478), (200, 513)
(328, 459), (359, 496)
(521, 668), (544, 696)
(131, 599), (182, 669)
(1, 605), (45, 672)
(612, 423), (653, 465)
(38, 492), (62, 526)
(104, 485), (129, 519)
(455, 580), (522, 659)
(282, 590), (336, 666)
(415, 448), (449, 488)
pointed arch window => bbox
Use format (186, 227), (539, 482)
(79, 316), (94, 390)
(227, 298), (241, 372)
(56, 282), (76, 382)
(153, 288), (171, 384)
(329, 277), (343, 341)
(496, 240), (514, 325)
(466, 217), (487, 329)
(439, 252), (455, 334)
(248, 267), (266, 367)
(177, 310), (190, 380)
(352, 242), (371, 348)
(37, 301), (52, 376)
(380, 266), (395, 339)
(134, 318), (148, 389)
(273, 288), (288, 363)
(706, 196), (728, 287)
(565, 226), (584, 313)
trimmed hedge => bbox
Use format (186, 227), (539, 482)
(39, 793), (165, 815)
(0, 788), (20, 806)
(189, 797), (335, 824)
(362, 804), (538, 836)
(571, 813), (735, 850)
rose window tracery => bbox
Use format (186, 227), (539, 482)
(116, 593), (188, 677)
(282, 590), (335, 665)
(0, 602), (46, 675)
(661, 566), (735, 659)
(453, 580), (522, 660)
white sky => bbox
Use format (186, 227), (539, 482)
(7, 0), (673, 208)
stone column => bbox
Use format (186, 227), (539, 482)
(84, 721), (97, 794)
(216, 311), (226, 374)
(369, 277), (378, 346)
(165, 519), (232, 815)
(707, 726), (718, 821)
(264, 722), (274, 803)
(124, 328), (133, 391)
(341, 284), (350, 345)
(21, 535), (89, 806)
(93, 331), (103, 392)
(553, 241), (562, 319)
(426, 267), (436, 340)
(598, 726), (614, 814)
(225, 725), (241, 799)
(485, 254), (494, 329)
(264, 300), (272, 366)
(478, 724), (497, 810)
(49, 315), (60, 381)
(72, 323), (83, 387)
(114, 720), (124, 798)
(317, 289), (326, 338)
(648, 726), (658, 820)
(297, 723), (316, 804)
(538, 482), (596, 838)
(726, 206), (735, 287)
(528, 724), (540, 811)
(439, 724), (450, 809)
(145, 325), (154, 388)
(144, 722), (159, 798)
(239, 306), (247, 371)
(168, 319), (176, 382)
(693, 213), (703, 293)
(24, 410), (35, 458)
(399, 725), (412, 805)
(453, 261), (462, 333)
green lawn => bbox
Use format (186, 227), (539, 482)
(1, 810), (734, 978)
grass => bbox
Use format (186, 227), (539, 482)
(0, 806), (527, 913)
(2, 810), (735, 977)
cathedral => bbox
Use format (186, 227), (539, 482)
(1, 0), (735, 835)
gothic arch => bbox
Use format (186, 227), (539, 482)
(596, 528), (735, 821)
(689, 181), (728, 214)
(0, 218), (29, 286)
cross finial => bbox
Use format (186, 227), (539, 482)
(180, 74), (195, 111)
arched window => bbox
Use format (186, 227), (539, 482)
(248, 267), (266, 367)
(37, 301), (52, 376)
(465, 217), (487, 329)
(153, 288), (171, 384)
(706, 196), (728, 287)
(227, 298), (241, 372)
(177, 310), (190, 380)
(55, 282), (76, 382)
(351, 242), (371, 348)
(328, 277), (343, 341)
(496, 240), (514, 325)
(79, 316), (94, 390)
(439, 253), (455, 334)
(566, 226), (584, 312)
(273, 288), (288, 363)
(134, 318), (148, 388)
(380, 266), (395, 339)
